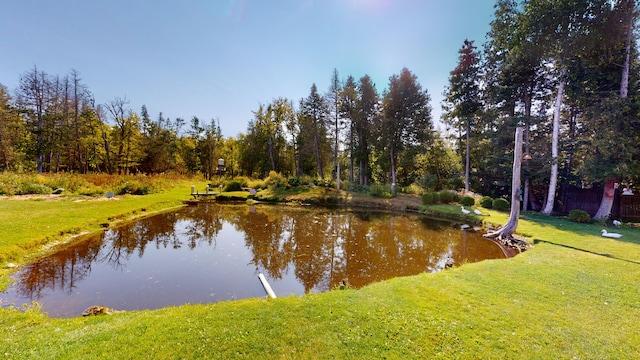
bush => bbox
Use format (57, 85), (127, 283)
(264, 171), (287, 189)
(460, 196), (475, 206)
(287, 177), (301, 187)
(421, 192), (438, 205)
(223, 180), (244, 192)
(438, 190), (455, 204)
(369, 183), (393, 198)
(402, 183), (423, 195)
(568, 209), (591, 223)
(18, 182), (52, 195)
(480, 196), (493, 209)
(116, 181), (152, 195)
(492, 198), (510, 211)
(349, 183), (369, 193)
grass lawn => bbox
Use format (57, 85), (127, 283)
(1, 187), (639, 359)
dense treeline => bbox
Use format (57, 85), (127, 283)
(1, 0), (638, 217)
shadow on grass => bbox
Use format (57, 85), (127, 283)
(533, 238), (640, 265)
(521, 211), (640, 246)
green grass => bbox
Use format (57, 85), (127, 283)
(1, 188), (640, 358)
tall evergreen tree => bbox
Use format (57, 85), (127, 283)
(443, 39), (483, 193)
(299, 84), (330, 178)
(381, 68), (433, 195)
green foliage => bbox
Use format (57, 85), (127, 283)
(568, 209), (591, 223)
(116, 181), (152, 195)
(349, 183), (370, 193)
(223, 180), (244, 192)
(460, 196), (475, 206)
(287, 177), (301, 187)
(492, 197), (510, 211)
(265, 171), (287, 189)
(422, 192), (438, 205)
(369, 183), (393, 198)
(18, 182), (52, 195)
(438, 190), (458, 204)
(480, 196), (493, 209)
(402, 183), (423, 195)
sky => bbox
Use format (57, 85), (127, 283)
(1, 0), (496, 137)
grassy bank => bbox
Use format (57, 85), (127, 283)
(1, 186), (640, 358)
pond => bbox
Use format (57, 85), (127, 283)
(1, 203), (507, 317)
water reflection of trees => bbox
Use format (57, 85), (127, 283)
(10, 204), (503, 300)
(237, 207), (490, 293)
(13, 206), (225, 299)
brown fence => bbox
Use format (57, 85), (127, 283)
(620, 194), (640, 220)
(562, 187), (640, 221)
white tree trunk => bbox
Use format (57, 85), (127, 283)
(541, 71), (565, 215)
(620, 7), (633, 98)
(485, 127), (523, 239)
(390, 148), (397, 196)
(465, 118), (470, 192)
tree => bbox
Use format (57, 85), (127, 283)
(381, 68), (433, 195)
(443, 39), (483, 193)
(17, 66), (50, 172)
(592, 0), (639, 220)
(0, 84), (26, 170)
(485, 127), (524, 240)
(339, 75), (359, 183)
(327, 68), (342, 187)
(355, 75), (379, 186)
(106, 97), (144, 174)
(483, 0), (547, 210)
(299, 84), (330, 178)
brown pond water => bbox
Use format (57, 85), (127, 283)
(1, 203), (506, 317)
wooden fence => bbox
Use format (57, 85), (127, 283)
(561, 187), (640, 221)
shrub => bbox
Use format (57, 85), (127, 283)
(369, 183), (393, 198)
(247, 178), (266, 190)
(402, 183), (423, 195)
(421, 192), (438, 205)
(287, 177), (301, 187)
(349, 183), (369, 193)
(438, 190), (455, 204)
(568, 209), (591, 223)
(264, 171), (287, 189)
(492, 198), (510, 211)
(18, 182), (52, 195)
(223, 180), (244, 192)
(480, 196), (493, 209)
(460, 196), (475, 206)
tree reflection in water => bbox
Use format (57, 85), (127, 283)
(1, 204), (505, 317)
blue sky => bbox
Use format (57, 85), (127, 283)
(1, 0), (496, 137)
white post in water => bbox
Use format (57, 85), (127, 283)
(258, 273), (277, 299)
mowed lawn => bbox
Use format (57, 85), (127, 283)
(1, 190), (639, 359)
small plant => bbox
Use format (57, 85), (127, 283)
(568, 209), (591, 223)
(492, 198), (510, 211)
(287, 177), (301, 187)
(438, 190), (455, 204)
(480, 196), (493, 209)
(349, 184), (370, 193)
(460, 196), (475, 207)
(223, 180), (243, 192)
(264, 171), (287, 189)
(369, 183), (393, 198)
(422, 192), (438, 205)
